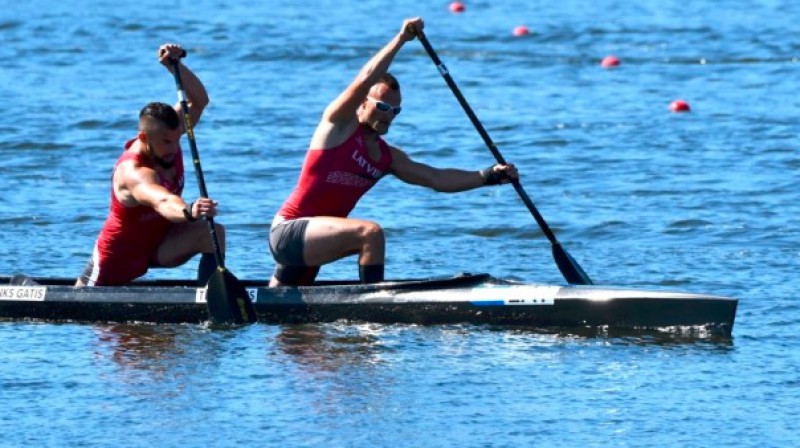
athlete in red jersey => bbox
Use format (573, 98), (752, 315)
(269, 18), (519, 286)
(77, 43), (223, 286)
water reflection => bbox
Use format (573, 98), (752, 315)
(271, 323), (396, 418)
(92, 324), (185, 375)
(274, 323), (387, 374)
(89, 323), (250, 383)
(503, 325), (735, 349)
(90, 322), (393, 381)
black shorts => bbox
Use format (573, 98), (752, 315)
(269, 217), (310, 266)
(269, 217), (320, 285)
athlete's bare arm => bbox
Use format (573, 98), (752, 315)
(310, 18), (423, 150)
(114, 160), (216, 223)
(389, 147), (518, 193)
(157, 43), (210, 130)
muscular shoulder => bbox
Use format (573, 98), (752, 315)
(118, 154), (158, 182)
(113, 158), (159, 206)
(310, 117), (360, 150)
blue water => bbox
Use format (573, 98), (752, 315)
(1, 0), (799, 446)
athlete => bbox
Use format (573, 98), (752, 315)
(77, 43), (223, 286)
(269, 17), (518, 286)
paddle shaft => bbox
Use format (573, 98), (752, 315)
(164, 54), (256, 324)
(417, 32), (593, 285)
(416, 35), (560, 243)
(169, 60), (225, 269)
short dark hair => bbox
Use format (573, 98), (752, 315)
(378, 73), (400, 91)
(139, 102), (180, 131)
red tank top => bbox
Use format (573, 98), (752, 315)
(278, 126), (393, 219)
(95, 138), (185, 262)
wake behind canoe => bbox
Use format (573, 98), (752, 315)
(0, 273), (737, 335)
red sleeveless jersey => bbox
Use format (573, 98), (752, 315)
(278, 126), (393, 219)
(93, 139), (185, 282)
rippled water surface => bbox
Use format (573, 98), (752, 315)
(1, 0), (799, 446)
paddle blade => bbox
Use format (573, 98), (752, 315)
(552, 243), (593, 285)
(206, 268), (257, 324)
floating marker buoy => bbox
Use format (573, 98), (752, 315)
(601, 55), (620, 68)
(513, 25), (529, 37)
(669, 99), (691, 113)
(450, 1), (465, 13)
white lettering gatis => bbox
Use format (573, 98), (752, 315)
(0, 286), (47, 301)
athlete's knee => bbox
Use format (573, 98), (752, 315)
(357, 221), (384, 244)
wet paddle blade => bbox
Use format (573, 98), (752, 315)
(206, 268), (257, 324)
(553, 244), (593, 285)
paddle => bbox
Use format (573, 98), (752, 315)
(416, 32), (593, 285)
(167, 53), (257, 324)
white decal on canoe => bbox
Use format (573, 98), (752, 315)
(391, 285), (559, 306)
(195, 288), (258, 303)
(0, 286), (47, 301)
(468, 285), (559, 306)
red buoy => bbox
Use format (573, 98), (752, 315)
(669, 99), (691, 113)
(513, 25), (529, 37)
(449, 1), (465, 13)
(601, 55), (620, 68)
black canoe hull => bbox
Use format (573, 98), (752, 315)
(0, 273), (738, 334)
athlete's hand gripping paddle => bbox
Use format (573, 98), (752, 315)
(416, 32), (593, 285)
(167, 51), (257, 324)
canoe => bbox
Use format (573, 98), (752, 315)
(0, 273), (737, 334)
